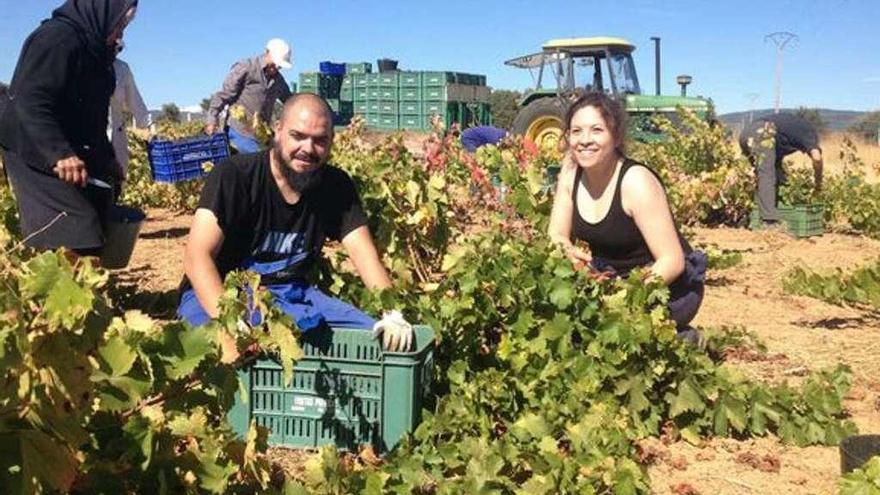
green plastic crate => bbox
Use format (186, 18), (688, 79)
(365, 101), (381, 114)
(377, 100), (398, 114)
(398, 71), (421, 87)
(229, 326), (435, 452)
(377, 87), (399, 101)
(365, 73), (380, 86)
(421, 71), (456, 86)
(352, 74), (369, 88)
(378, 73), (400, 86)
(377, 114), (400, 129)
(423, 101), (459, 117)
(400, 114), (426, 131)
(345, 62), (372, 74)
(749, 204), (825, 238)
(367, 87), (381, 100)
(365, 113), (380, 127)
(340, 87), (354, 102)
(354, 88), (369, 101)
(354, 102), (370, 114)
(779, 204), (825, 238)
(399, 87), (422, 101)
(298, 72), (321, 86)
(399, 101), (422, 114)
(422, 86), (448, 101)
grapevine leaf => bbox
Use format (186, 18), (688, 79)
(0, 430), (78, 493)
(160, 325), (215, 380)
(667, 378), (706, 417)
(99, 335), (138, 377)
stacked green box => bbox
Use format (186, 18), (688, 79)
(340, 74), (355, 101)
(345, 62), (372, 74)
(346, 68), (490, 132)
(399, 114), (424, 130)
(398, 72), (421, 87)
(298, 72), (342, 98)
(399, 86), (422, 101)
(421, 71), (456, 86)
(398, 101), (421, 115)
(377, 114), (399, 130)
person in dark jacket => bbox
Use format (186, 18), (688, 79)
(739, 113), (824, 226)
(0, 0), (138, 256)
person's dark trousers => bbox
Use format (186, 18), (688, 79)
(740, 123), (784, 222)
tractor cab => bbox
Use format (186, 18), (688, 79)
(505, 37), (710, 149)
(506, 37), (641, 98)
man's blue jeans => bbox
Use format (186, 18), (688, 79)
(178, 283), (376, 331)
(227, 126), (261, 154)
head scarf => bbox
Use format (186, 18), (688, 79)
(51, 0), (137, 60)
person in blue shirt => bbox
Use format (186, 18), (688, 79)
(460, 125), (508, 152)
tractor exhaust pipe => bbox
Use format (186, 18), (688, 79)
(677, 75), (693, 97)
(650, 36), (661, 96)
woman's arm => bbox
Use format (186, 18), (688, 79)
(621, 165), (685, 285)
(547, 154), (590, 264)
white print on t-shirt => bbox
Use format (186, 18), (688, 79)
(247, 231), (309, 276)
(258, 231), (306, 255)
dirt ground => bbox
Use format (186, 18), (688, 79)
(114, 208), (880, 494)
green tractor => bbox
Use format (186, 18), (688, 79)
(505, 37), (711, 149)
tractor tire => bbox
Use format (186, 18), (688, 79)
(511, 97), (568, 151)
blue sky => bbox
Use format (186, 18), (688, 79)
(1, 0), (878, 115)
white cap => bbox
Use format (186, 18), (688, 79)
(265, 38), (293, 70)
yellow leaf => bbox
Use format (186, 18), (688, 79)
(217, 330), (240, 365)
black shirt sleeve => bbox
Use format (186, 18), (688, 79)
(321, 166), (368, 241)
(198, 158), (248, 233)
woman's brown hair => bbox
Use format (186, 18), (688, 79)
(562, 92), (628, 154)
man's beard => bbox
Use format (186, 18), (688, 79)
(272, 144), (323, 193)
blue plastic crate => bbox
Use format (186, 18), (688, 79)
(147, 133), (230, 183)
(319, 61), (346, 76)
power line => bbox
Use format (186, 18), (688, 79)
(764, 32), (798, 114)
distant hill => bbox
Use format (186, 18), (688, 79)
(718, 109), (867, 133)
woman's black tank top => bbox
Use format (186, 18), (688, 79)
(570, 158), (690, 275)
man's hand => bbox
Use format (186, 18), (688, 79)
(205, 123), (217, 135)
(53, 156), (87, 187)
(372, 310), (414, 352)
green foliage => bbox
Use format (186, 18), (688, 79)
(840, 456), (880, 495)
(848, 111), (880, 141)
(305, 124), (857, 493)
(629, 108), (755, 226)
(0, 204), (305, 492)
(779, 165), (818, 205)
(488, 89), (522, 130)
(159, 102), (181, 123)
(0, 114), (864, 493)
(698, 243), (745, 271)
(784, 258), (880, 310)
(819, 138), (880, 238)
(119, 121), (207, 212)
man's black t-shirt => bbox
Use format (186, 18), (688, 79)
(181, 151), (367, 291)
(760, 113), (820, 158)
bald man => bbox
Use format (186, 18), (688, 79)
(180, 94), (413, 351)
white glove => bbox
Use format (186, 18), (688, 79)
(372, 310), (414, 352)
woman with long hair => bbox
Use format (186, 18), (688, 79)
(547, 92), (706, 338)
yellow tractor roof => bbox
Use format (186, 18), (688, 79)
(542, 37), (635, 52)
